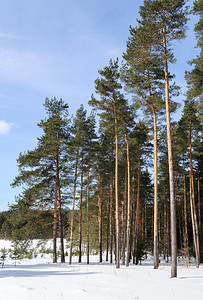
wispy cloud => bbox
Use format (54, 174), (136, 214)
(0, 48), (35, 75)
(0, 33), (21, 39)
(0, 47), (53, 91)
(0, 120), (13, 135)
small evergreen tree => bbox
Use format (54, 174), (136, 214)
(0, 247), (8, 268)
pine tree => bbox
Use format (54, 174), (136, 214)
(119, 104), (135, 266)
(122, 22), (166, 269)
(129, 121), (151, 265)
(181, 99), (201, 267)
(137, 0), (189, 277)
(68, 105), (90, 264)
(174, 119), (190, 260)
(185, 0), (203, 260)
(85, 113), (98, 264)
(97, 120), (115, 264)
(185, 0), (203, 122)
(89, 59), (126, 268)
(12, 98), (70, 263)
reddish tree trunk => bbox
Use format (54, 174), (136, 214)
(69, 147), (79, 265)
(163, 27), (177, 277)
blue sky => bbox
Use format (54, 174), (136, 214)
(0, 0), (198, 211)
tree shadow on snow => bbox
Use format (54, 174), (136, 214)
(0, 264), (98, 279)
(179, 276), (203, 280)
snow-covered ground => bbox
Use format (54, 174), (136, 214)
(0, 239), (203, 300)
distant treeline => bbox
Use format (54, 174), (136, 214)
(0, 209), (70, 240)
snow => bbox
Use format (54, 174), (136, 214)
(0, 240), (203, 300)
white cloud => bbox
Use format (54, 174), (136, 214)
(0, 33), (15, 39)
(0, 48), (36, 76)
(0, 120), (13, 135)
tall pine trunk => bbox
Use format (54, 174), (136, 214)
(69, 147), (79, 265)
(122, 148), (127, 265)
(106, 189), (110, 262)
(57, 187), (65, 263)
(125, 127), (131, 267)
(189, 121), (200, 267)
(166, 196), (170, 262)
(163, 27), (177, 278)
(53, 186), (58, 263)
(55, 130), (65, 263)
(86, 158), (90, 265)
(135, 152), (141, 265)
(197, 162), (201, 238)
(152, 108), (159, 269)
(164, 187), (167, 260)
(183, 159), (189, 258)
(114, 99), (120, 268)
(110, 173), (114, 264)
(79, 151), (84, 263)
(132, 174), (136, 264)
(144, 192), (147, 244)
(98, 173), (103, 263)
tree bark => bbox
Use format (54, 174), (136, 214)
(125, 128), (131, 267)
(152, 108), (159, 269)
(166, 197), (170, 262)
(57, 187), (65, 263)
(53, 186), (58, 263)
(55, 130), (65, 263)
(132, 174), (136, 264)
(183, 159), (189, 258)
(197, 162), (201, 238)
(189, 120), (200, 267)
(135, 152), (141, 265)
(110, 173), (114, 264)
(106, 189), (110, 262)
(69, 147), (79, 265)
(145, 191), (147, 245)
(122, 148), (127, 265)
(163, 27), (177, 277)
(98, 173), (103, 263)
(164, 187), (167, 260)
(114, 99), (120, 268)
(86, 158), (90, 265)
(79, 151), (84, 263)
